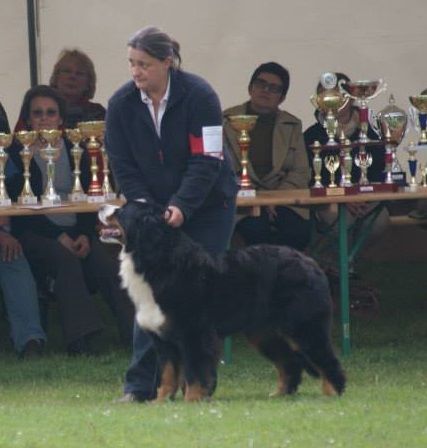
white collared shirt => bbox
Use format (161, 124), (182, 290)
(140, 76), (170, 137)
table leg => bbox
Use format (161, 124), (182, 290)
(338, 203), (351, 356)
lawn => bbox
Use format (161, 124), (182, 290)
(0, 261), (426, 447)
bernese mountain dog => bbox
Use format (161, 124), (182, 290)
(99, 200), (345, 402)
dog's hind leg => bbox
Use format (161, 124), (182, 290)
(292, 321), (346, 396)
(246, 333), (304, 396)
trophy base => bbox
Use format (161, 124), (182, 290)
(237, 188), (256, 198)
(42, 198), (61, 206)
(357, 183), (398, 194)
(0, 198), (12, 207)
(390, 172), (407, 186)
(104, 192), (117, 200)
(18, 196), (38, 205)
(68, 192), (88, 202)
(310, 185), (358, 197)
(87, 195), (106, 203)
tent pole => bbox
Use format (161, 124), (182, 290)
(26, 0), (39, 87)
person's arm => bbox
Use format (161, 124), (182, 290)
(105, 98), (155, 201)
(277, 121), (311, 190)
(0, 101), (10, 133)
(0, 217), (22, 262)
(168, 88), (224, 220)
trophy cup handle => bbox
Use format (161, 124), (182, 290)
(310, 95), (319, 109)
(370, 79), (388, 100)
(408, 106), (420, 132)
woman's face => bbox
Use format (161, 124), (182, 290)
(127, 47), (171, 95)
(55, 57), (89, 101)
(28, 96), (63, 131)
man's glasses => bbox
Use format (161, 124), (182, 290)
(30, 108), (59, 118)
(252, 78), (283, 95)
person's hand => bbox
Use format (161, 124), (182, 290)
(265, 205), (277, 222)
(165, 206), (184, 228)
(347, 202), (370, 218)
(72, 235), (91, 258)
(58, 232), (78, 255)
(0, 232), (23, 262)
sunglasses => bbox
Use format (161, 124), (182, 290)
(252, 78), (283, 95)
(30, 108), (59, 118)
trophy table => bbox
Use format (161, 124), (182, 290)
(0, 132), (13, 206)
(227, 115), (257, 198)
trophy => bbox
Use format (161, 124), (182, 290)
(98, 134), (116, 200)
(39, 129), (62, 205)
(0, 132), (13, 206)
(65, 128), (87, 202)
(77, 121), (105, 203)
(338, 136), (353, 188)
(340, 79), (387, 143)
(406, 142), (418, 190)
(354, 149), (373, 186)
(311, 73), (349, 146)
(311, 140), (323, 189)
(325, 154), (340, 187)
(227, 115), (257, 197)
(374, 94), (408, 186)
(408, 95), (427, 145)
(420, 163), (427, 188)
(15, 130), (38, 204)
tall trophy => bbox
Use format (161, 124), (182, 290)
(406, 142), (418, 190)
(65, 128), (87, 202)
(15, 130), (38, 204)
(311, 72), (349, 146)
(227, 115), (257, 197)
(39, 129), (62, 205)
(374, 94), (407, 187)
(340, 79), (387, 143)
(77, 121), (105, 203)
(409, 95), (427, 145)
(98, 134), (116, 200)
(0, 132), (13, 206)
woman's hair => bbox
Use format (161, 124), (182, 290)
(18, 85), (66, 129)
(49, 49), (97, 99)
(128, 26), (181, 69)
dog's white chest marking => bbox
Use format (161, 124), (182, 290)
(119, 250), (166, 335)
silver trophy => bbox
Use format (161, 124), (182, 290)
(340, 79), (387, 143)
(373, 94), (408, 185)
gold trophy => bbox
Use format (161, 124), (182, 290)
(77, 121), (105, 203)
(338, 136), (353, 188)
(375, 94), (407, 187)
(227, 115), (257, 197)
(354, 149), (373, 187)
(98, 134), (116, 200)
(311, 73), (349, 146)
(325, 154), (340, 188)
(65, 128), (87, 202)
(39, 129), (62, 205)
(15, 130), (38, 204)
(310, 141), (323, 189)
(409, 95), (427, 145)
(0, 132), (13, 206)
(340, 79), (386, 143)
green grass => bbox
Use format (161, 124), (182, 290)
(0, 262), (426, 447)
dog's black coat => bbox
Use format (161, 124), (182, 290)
(106, 201), (345, 399)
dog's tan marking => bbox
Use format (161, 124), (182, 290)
(270, 364), (289, 397)
(155, 362), (179, 402)
(184, 382), (209, 402)
(322, 378), (338, 396)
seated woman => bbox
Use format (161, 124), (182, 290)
(7, 85), (133, 354)
(49, 48), (105, 127)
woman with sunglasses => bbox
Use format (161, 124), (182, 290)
(6, 85), (134, 354)
(223, 62), (311, 251)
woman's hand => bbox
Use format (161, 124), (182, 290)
(58, 233), (77, 255)
(72, 235), (91, 258)
(165, 206), (184, 228)
(0, 232), (23, 262)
